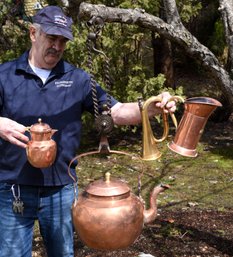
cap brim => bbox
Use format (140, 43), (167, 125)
(41, 24), (73, 41)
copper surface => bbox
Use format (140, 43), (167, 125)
(85, 176), (130, 196)
(168, 97), (222, 157)
(72, 174), (169, 250)
(26, 118), (57, 168)
(72, 190), (144, 250)
(68, 138), (170, 250)
(143, 184), (170, 223)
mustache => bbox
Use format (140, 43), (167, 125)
(46, 48), (61, 56)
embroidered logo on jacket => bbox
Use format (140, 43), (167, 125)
(55, 81), (73, 87)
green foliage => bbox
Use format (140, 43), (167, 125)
(0, 0), (13, 17)
(127, 73), (166, 102)
(99, 23), (165, 102)
(0, 0), (30, 62)
(207, 19), (226, 58)
(118, 0), (160, 14)
(177, 0), (202, 23)
(63, 25), (88, 67)
(0, 23), (30, 63)
(64, 19), (169, 104)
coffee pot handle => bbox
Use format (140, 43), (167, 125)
(168, 95), (185, 129)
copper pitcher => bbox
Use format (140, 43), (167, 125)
(26, 118), (57, 168)
(72, 172), (169, 250)
(168, 97), (222, 157)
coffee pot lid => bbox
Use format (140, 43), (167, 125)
(30, 118), (52, 133)
(85, 172), (130, 197)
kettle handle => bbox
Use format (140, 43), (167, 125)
(68, 134), (136, 183)
(67, 143), (141, 200)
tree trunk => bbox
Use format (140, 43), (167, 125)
(219, 0), (233, 77)
(78, 1), (233, 112)
(152, 33), (174, 88)
(153, 1), (174, 88)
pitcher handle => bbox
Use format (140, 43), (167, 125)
(168, 95), (185, 129)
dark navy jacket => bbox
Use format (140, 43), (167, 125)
(0, 51), (117, 186)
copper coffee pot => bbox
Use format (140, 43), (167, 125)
(72, 172), (169, 250)
(168, 97), (222, 157)
(26, 118), (57, 168)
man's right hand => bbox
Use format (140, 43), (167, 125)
(0, 117), (29, 148)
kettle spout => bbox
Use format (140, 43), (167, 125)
(51, 129), (58, 136)
(143, 184), (170, 224)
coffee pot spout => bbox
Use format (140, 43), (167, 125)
(51, 129), (58, 137)
(143, 184), (170, 224)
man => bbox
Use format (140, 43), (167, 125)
(0, 5), (176, 257)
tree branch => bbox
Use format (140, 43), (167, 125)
(78, 2), (233, 110)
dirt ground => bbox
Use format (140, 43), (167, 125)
(73, 209), (233, 257)
(33, 209), (233, 257)
(32, 115), (233, 257)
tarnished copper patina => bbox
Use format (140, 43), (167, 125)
(26, 118), (57, 168)
(168, 97), (222, 157)
(72, 172), (169, 250)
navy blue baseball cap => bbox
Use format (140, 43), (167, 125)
(32, 6), (73, 40)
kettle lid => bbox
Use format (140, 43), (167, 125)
(30, 118), (52, 133)
(85, 172), (130, 197)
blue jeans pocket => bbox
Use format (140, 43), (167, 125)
(0, 182), (13, 192)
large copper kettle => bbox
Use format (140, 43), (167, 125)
(26, 118), (57, 168)
(72, 172), (169, 250)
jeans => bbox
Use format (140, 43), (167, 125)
(0, 182), (78, 257)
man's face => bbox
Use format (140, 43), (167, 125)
(30, 26), (68, 69)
